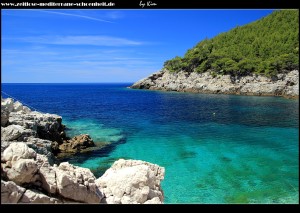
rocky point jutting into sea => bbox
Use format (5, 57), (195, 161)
(130, 69), (299, 99)
(1, 97), (165, 204)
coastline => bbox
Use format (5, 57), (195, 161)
(130, 70), (299, 99)
(1, 97), (165, 204)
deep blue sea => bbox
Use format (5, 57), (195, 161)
(2, 83), (299, 203)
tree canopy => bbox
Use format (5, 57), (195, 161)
(164, 10), (299, 77)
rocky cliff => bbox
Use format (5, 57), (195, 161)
(1, 98), (165, 204)
(130, 70), (299, 99)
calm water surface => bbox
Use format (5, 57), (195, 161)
(2, 83), (299, 203)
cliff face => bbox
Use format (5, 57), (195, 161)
(130, 70), (299, 99)
(1, 98), (165, 204)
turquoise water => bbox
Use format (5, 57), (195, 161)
(64, 120), (298, 203)
(2, 83), (299, 203)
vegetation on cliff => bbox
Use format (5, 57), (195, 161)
(164, 10), (299, 77)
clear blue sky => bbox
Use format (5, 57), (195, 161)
(2, 9), (274, 83)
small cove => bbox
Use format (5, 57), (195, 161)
(2, 83), (298, 204)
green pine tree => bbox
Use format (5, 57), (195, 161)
(164, 10), (299, 77)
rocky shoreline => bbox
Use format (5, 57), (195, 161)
(1, 98), (165, 204)
(130, 70), (299, 99)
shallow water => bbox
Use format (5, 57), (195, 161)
(2, 83), (299, 203)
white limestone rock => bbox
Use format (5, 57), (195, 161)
(1, 141), (11, 154)
(2, 142), (38, 184)
(36, 154), (57, 194)
(1, 98), (31, 114)
(144, 197), (161, 204)
(5, 159), (38, 185)
(1, 180), (26, 203)
(96, 159), (165, 204)
(8, 110), (64, 143)
(1, 125), (26, 141)
(130, 69), (299, 98)
(19, 189), (61, 204)
(13, 101), (24, 112)
(2, 142), (36, 162)
(1, 98), (167, 205)
(22, 106), (32, 114)
(1, 98), (14, 112)
(54, 162), (103, 203)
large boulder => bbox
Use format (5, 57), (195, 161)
(8, 112), (37, 131)
(4, 159), (38, 185)
(1, 180), (26, 203)
(9, 111), (66, 143)
(54, 162), (103, 203)
(1, 125), (26, 141)
(2, 142), (36, 162)
(19, 189), (61, 204)
(96, 159), (165, 204)
(1, 143), (103, 203)
(1, 143), (38, 184)
(1, 98), (31, 113)
(34, 112), (65, 143)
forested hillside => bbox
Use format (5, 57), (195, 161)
(164, 10), (299, 77)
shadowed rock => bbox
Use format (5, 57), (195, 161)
(59, 134), (95, 154)
(1, 180), (26, 203)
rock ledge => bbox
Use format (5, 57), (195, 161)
(1, 98), (165, 204)
(130, 69), (299, 99)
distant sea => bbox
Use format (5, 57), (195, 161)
(2, 83), (299, 204)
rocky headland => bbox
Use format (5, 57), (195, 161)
(1, 97), (165, 204)
(130, 70), (299, 99)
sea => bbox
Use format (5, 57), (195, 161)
(1, 83), (299, 204)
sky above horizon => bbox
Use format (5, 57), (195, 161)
(2, 9), (275, 83)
